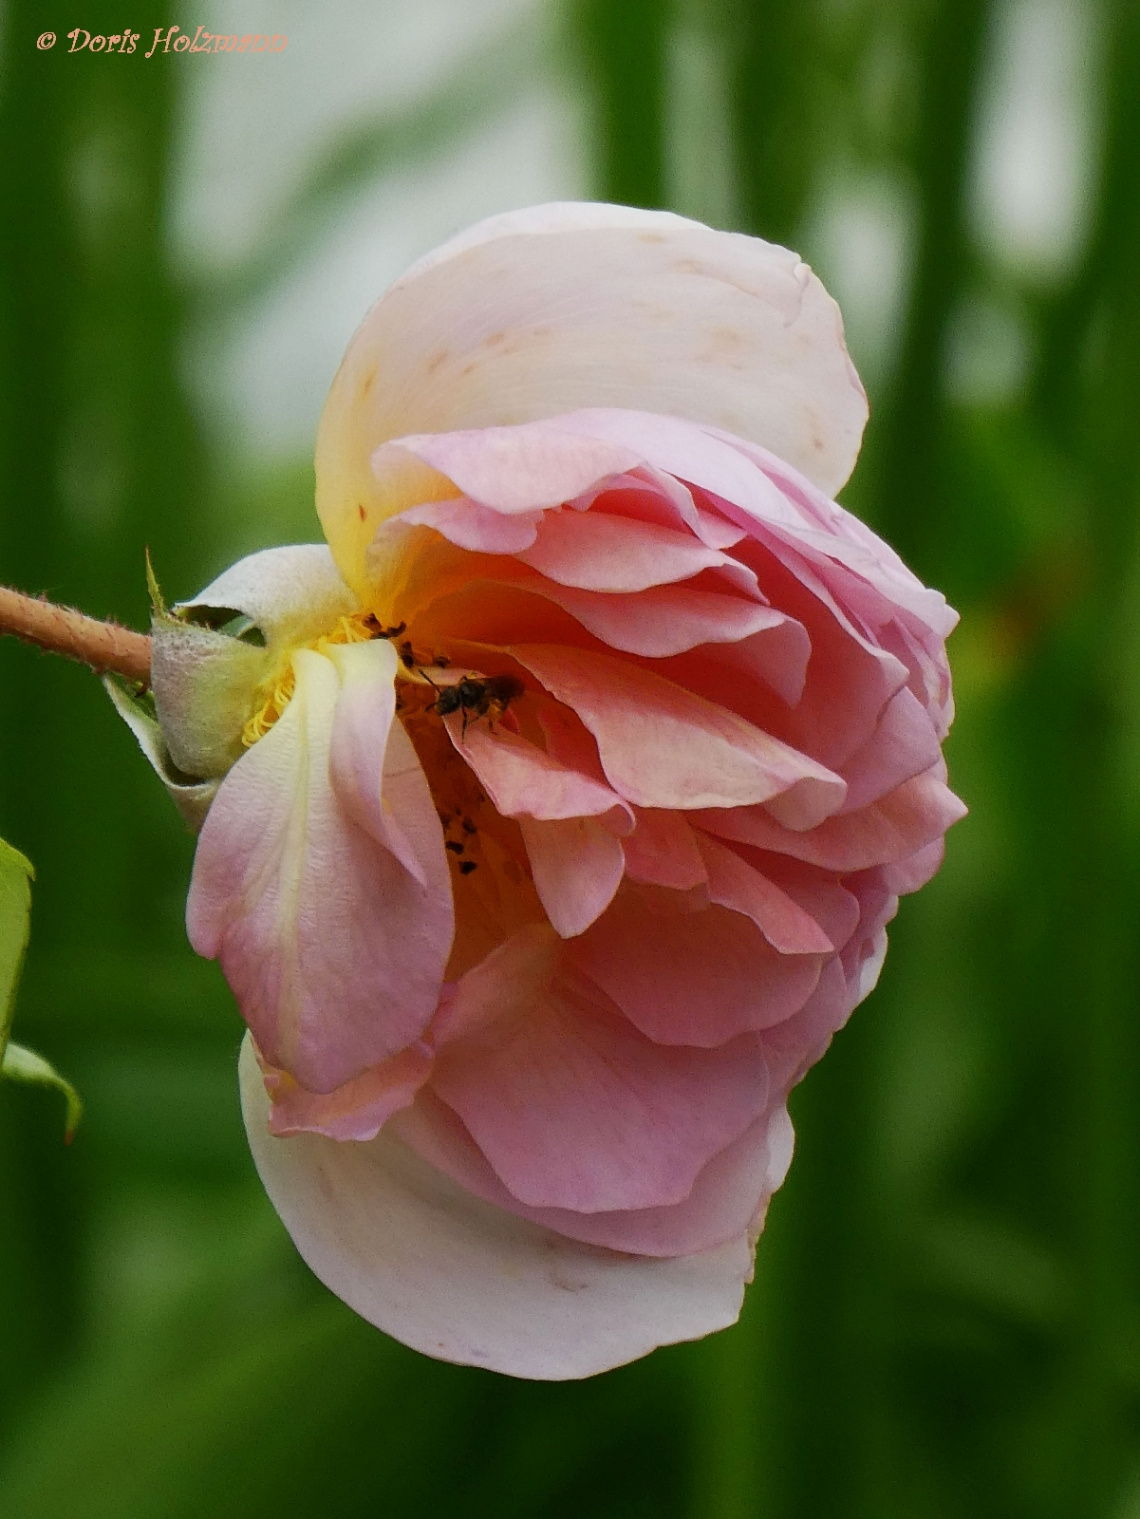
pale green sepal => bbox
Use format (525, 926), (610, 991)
(152, 545), (359, 781)
(103, 675), (220, 833)
(0, 836), (34, 1063)
(149, 614), (270, 779)
(2, 1042), (83, 1142)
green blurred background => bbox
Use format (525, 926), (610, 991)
(2, 0), (1139, 1513)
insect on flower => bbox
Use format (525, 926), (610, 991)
(430, 673), (525, 737)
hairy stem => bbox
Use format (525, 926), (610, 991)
(0, 585), (151, 684)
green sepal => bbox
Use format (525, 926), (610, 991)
(145, 545), (169, 619)
(1, 1041), (83, 1143)
(103, 674), (220, 833)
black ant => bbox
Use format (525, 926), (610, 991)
(432, 674), (525, 737)
(370, 619), (406, 640)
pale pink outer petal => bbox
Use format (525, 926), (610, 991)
(239, 1037), (753, 1380)
(517, 509), (737, 593)
(378, 428), (641, 514)
(398, 496), (542, 554)
(187, 644), (452, 1093)
(315, 203), (866, 594)
(509, 643), (846, 824)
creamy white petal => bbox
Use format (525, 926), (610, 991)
(315, 202), (866, 594)
(239, 1037), (753, 1380)
(175, 544), (359, 648)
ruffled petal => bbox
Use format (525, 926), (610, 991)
(622, 808), (708, 890)
(392, 1091), (783, 1258)
(376, 426), (640, 514)
(693, 762), (968, 873)
(429, 925), (771, 1212)
(315, 203), (866, 593)
(510, 643), (846, 825)
(567, 884), (823, 1046)
(447, 721), (633, 829)
(518, 815), (626, 938)
(187, 643), (452, 1092)
(694, 832), (835, 954)
(259, 1041), (433, 1142)
(240, 1037), (753, 1380)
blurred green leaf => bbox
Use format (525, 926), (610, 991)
(0, 834), (33, 1064)
(1, 1042), (82, 1144)
(0, 836), (82, 1140)
(0, 832), (32, 1045)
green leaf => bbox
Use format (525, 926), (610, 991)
(1, 1041), (83, 1143)
(0, 836), (81, 1141)
(0, 834), (34, 1066)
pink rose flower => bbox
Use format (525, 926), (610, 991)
(142, 204), (964, 1380)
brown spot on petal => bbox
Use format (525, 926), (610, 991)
(357, 503), (367, 521)
(424, 349), (449, 375)
(360, 368), (376, 396)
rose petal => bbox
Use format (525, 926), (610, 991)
(173, 544), (359, 650)
(187, 644), (452, 1092)
(518, 815), (626, 938)
(392, 1091), (782, 1258)
(240, 1036), (753, 1380)
(622, 809), (708, 890)
(524, 578), (807, 681)
(379, 427), (641, 514)
(315, 204), (866, 592)
(694, 833), (836, 954)
(448, 720), (633, 829)
(567, 884), (823, 1046)
(836, 686), (943, 812)
(429, 926), (771, 1212)
(692, 762), (968, 873)
(260, 1040), (433, 1142)
(397, 495), (543, 554)
(510, 643), (846, 824)
(519, 506), (743, 593)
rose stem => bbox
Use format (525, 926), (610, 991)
(0, 585), (152, 684)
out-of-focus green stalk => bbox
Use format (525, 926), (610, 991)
(0, 0), (203, 1432)
(573, 0), (671, 208)
(0, 0), (84, 1425)
(725, 0), (818, 248)
(1061, 2), (1140, 1505)
(872, 0), (994, 569)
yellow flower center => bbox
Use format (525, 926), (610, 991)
(241, 612), (380, 747)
